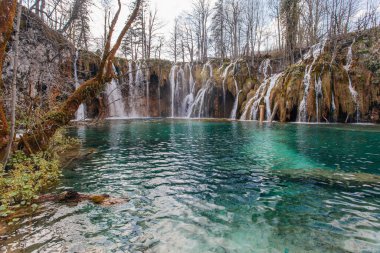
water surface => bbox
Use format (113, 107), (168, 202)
(2, 120), (380, 252)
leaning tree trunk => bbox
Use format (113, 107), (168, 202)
(0, 0), (18, 153)
(19, 0), (142, 154)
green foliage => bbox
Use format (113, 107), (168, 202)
(0, 129), (79, 217)
(47, 128), (80, 155)
(365, 57), (380, 73)
(47, 111), (69, 125)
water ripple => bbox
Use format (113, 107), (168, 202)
(1, 120), (380, 253)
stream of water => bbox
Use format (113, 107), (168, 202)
(1, 120), (380, 253)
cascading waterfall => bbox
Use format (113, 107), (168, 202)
(264, 73), (282, 120)
(187, 79), (213, 118)
(240, 59), (275, 121)
(298, 41), (326, 122)
(205, 62), (213, 78)
(240, 80), (268, 120)
(331, 92), (336, 112)
(344, 40), (360, 122)
(259, 59), (272, 79)
(127, 62), (150, 118)
(145, 64), (150, 117)
(298, 65), (313, 122)
(127, 61), (139, 118)
(230, 77), (241, 119)
(187, 62), (214, 118)
(170, 65), (178, 118)
(250, 74), (281, 120)
(187, 64), (195, 94)
(177, 67), (185, 115)
(106, 65), (126, 117)
(74, 50), (85, 121)
(182, 64), (195, 116)
(222, 62), (235, 114)
(315, 76), (323, 122)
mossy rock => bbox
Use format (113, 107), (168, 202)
(89, 194), (110, 204)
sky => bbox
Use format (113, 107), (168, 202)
(89, 0), (216, 43)
(88, 0), (380, 57)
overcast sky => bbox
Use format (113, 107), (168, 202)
(89, 0), (216, 44)
(88, 0), (380, 57)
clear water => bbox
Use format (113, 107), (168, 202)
(2, 120), (380, 253)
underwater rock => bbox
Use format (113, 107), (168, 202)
(60, 147), (97, 169)
(272, 169), (380, 187)
(37, 190), (128, 206)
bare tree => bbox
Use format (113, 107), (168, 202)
(280, 0), (301, 64)
(211, 0), (226, 61)
(169, 17), (180, 63)
(191, 0), (212, 62)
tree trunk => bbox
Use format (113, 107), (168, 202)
(0, 0), (18, 151)
(3, 0), (22, 165)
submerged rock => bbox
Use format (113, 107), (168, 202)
(38, 190), (128, 206)
(60, 146), (97, 169)
(272, 169), (380, 186)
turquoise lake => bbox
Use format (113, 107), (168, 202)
(1, 119), (380, 252)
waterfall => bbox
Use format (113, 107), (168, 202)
(182, 64), (195, 116)
(240, 72), (282, 121)
(344, 40), (359, 122)
(315, 76), (323, 122)
(187, 79), (213, 118)
(240, 79), (268, 120)
(298, 65), (313, 122)
(298, 41), (326, 122)
(331, 92), (336, 112)
(106, 65), (126, 117)
(127, 62), (150, 118)
(240, 59), (273, 121)
(187, 64), (195, 94)
(74, 50), (85, 121)
(171, 63), (198, 118)
(265, 73), (282, 120)
(259, 59), (272, 79)
(170, 65), (178, 118)
(205, 62), (213, 78)
(230, 77), (241, 119)
(222, 62), (235, 114)
(187, 63), (214, 118)
(128, 61), (138, 118)
(145, 64), (150, 117)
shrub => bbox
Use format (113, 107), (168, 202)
(0, 129), (79, 217)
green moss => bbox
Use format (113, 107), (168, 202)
(286, 64), (305, 77)
(90, 195), (108, 204)
(365, 57), (380, 73)
(357, 49), (370, 55)
(46, 111), (69, 125)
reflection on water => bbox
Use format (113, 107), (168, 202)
(1, 120), (380, 252)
